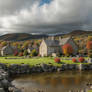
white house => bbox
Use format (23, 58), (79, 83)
(1, 44), (14, 56)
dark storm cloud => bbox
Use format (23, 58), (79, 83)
(0, 0), (92, 34)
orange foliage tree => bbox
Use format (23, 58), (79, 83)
(87, 41), (92, 50)
(62, 43), (73, 56)
(86, 41), (92, 57)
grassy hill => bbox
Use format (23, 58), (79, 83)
(0, 30), (91, 41)
(64, 30), (92, 37)
(0, 33), (48, 41)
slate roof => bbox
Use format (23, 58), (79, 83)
(43, 37), (72, 47)
(44, 40), (59, 47)
(59, 37), (71, 45)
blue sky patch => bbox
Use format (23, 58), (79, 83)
(39, 0), (51, 6)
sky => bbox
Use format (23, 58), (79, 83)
(0, 0), (92, 35)
(40, 0), (51, 6)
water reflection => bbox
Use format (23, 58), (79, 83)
(12, 71), (92, 92)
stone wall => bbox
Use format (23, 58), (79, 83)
(0, 63), (92, 75)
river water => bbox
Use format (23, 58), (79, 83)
(12, 71), (92, 92)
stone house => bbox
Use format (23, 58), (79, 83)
(59, 37), (78, 55)
(1, 44), (14, 56)
(39, 37), (78, 57)
(39, 39), (60, 57)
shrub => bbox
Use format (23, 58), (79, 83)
(54, 57), (61, 63)
(19, 52), (23, 56)
(30, 49), (38, 57)
(72, 58), (77, 63)
(78, 57), (85, 63)
(88, 53), (92, 58)
(23, 50), (28, 56)
(38, 54), (41, 57)
(14, 51), (18, 56)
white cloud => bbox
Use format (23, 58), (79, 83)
(0, 0), (92, 34)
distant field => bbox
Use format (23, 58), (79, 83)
(0, 56), (89, 66)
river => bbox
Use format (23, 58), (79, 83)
(12, 71), (92, 92)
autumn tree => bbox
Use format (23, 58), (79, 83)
(30, 49), (38, 57)
(88, 36), (92, 41)
(1, 41), (7, 47)
(23, 41), (30, 47)
(86, 41), (92, 58)
(62, 44), (73, 56)
(23, 50), (28, 56)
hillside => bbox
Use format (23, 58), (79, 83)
(0, 30), (91, 41)
(66, 30), (92, 36)
(0, 33), (48, 41)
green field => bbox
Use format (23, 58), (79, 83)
(0, 56), (89, 66)
(88, 90), (92, 92)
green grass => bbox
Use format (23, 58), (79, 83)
(88, 90), (92, 92)
(0, 56), (89, 67)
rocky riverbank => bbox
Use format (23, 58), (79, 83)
(0, 63), (92, 92)
(0, 68), (22, 92)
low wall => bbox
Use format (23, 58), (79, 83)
(8, 63), (92, 74)
(0, 63), (92, 75)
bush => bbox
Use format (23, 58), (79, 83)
(30, 49), (38, 57)
(78, 57), (85, 63)
(72, 58), (77, 63)
(38, 54), (41, 57)
(23, 50), (28, 56)
(88, 53), (92, 58)
(14, 51), (18, 56)
(19, 52), (23, 56)
(54, 57), (61, 63)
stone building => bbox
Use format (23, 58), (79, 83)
(39, 36), (78, 57)
(39, 38), (60, 57)
(59, 37), (78, 55)
(1, 44), (14, 56)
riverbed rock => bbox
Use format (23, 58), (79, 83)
(57, 68), (62, 72)
(89, 64), (92, 70)
(9, 87), (22, 92)
(0, 63), (7, 71)
(0, 88), (5, 92)
(1, 79), (10, 89)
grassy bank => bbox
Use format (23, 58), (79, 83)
(0, 56), (89, 66)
